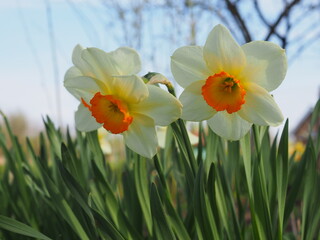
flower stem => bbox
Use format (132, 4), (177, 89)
(177, 119), (198, 175)
(153, 154), (168, 191)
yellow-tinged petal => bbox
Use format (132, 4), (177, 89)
(122, 114), (157, 158)
(82, 47), (141, 78)
(130, 85), (182, 126)
(180, 80), (216, 121)
(240, 41), (287, 91)
(72, 45), (97, 78)
(203, 24), (246, 76)
(238, 83), (284, 126)
(75, 104), (102, 132)
(111, 75), (148, 104)
(207, 112), (252, 140)
(171, 46), (211, 88)
(64, 76), (106, 103)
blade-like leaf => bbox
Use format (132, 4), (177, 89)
(0, 215), (52, 240)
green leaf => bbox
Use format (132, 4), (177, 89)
(301, 142), (318, 240)
(309, 98), (320, 133)
(155, 175), (191, 240)
(276, 120), (289, 239)
(91, 209), (126, 240)
(240, 132), (267, 240)
(58, 145), (94, 222)
(193, 162), (219, 240)
(91, 159), (137, 240)
(37, 158), (90, 240)
(134, 156), (152, 234)
(150, 183), (175, 240)
(0, 215), (52, 240)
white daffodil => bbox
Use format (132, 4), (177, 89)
(171, 24), (287, 140)
(65, 45), (182, 158)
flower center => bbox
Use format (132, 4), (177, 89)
(201, 71), (246, 114)
(82, 92), (133, 134)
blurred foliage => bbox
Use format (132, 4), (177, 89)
(0, 99), (319, 239)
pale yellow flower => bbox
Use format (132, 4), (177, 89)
(65, 45), (182, 158)
(171, 24), (287, 140)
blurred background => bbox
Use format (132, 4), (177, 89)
(1, 0), (319, 140)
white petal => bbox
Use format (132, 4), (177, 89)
(75, 104), (102, 132)
(82, 47), (141, 78)
(72, 45), (97, 78)
(112, 75), (148, 103)
(64, 66), (82, 79)
(122, 114), (157, 158)
(171, 46), (211, 88)
(64, 76), (105, 103)
(203, 24), (246, 75)
(130, 85), (182, 126)
(240, 41), (287, 91)
(179, 80), (216, 121)
(207, 112), (252, 141)
(238, 83), (284, 126)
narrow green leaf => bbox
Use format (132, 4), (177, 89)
(154, 173), (191, 240)
(150, 183), (175, 240)
(0, 215), (52, 240)
(134, 156), (152, 234)
(301, 142), (317, 240)
(36, 158), (90, 240)
(276, 120), (289, 239)
(58, 146), (94, 222)
(91, 160), (135, 239)
(193, 162), (219, 240)
(91, 209), (126, 240)
(309, 98), (320, 133)
(240, 132), (267, 240)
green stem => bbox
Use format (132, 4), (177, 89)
(153, 154), (168, 191)
(177, 119), (198, 176)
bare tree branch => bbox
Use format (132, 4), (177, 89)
(224, 0), (252, 42)
(253, 0), (285, 43)
(265, 0), (302, 41)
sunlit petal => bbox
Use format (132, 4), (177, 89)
(131, 85), (182, 125)
(180, 80), (216, 121)
(64, 66), (82, 79)
(82, 47), (141, 78)
(171, 46), (211, 88)
(111, 75), (148, 103)
(203, 24), (246, 75)
(64, 76), (105, 103)
(75, 104), (102, 132)
(238, 83), (284, 126)
(207, 112), (252, 140)
(72, 45), (97, 78)
(122, 114), (157, 158)
(240, 41), (287, 91)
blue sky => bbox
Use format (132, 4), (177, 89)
(1, 0), (319, 134)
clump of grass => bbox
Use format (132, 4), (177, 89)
(0, 99), (319, 240)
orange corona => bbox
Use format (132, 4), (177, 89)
(81, 93), (133, 134)
(202, 71), (246, 114)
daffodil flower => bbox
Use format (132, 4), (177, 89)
(171, 24), (287, 140)
(64, 45), (182, 158)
